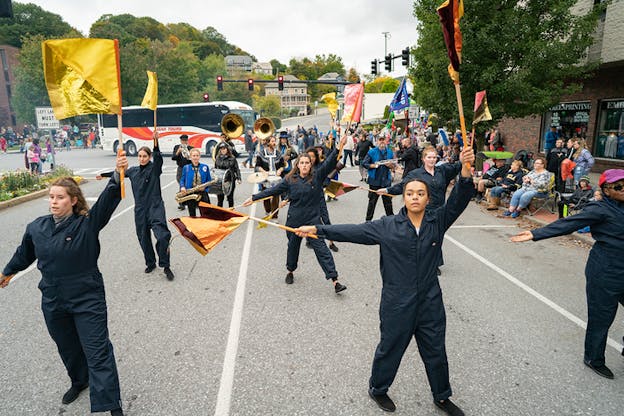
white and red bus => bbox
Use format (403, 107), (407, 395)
(99, 101), (255, 156)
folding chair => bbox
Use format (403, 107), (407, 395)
(527, 174), (557, 216)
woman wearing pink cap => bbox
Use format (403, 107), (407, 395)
(511, 169), (624, 379)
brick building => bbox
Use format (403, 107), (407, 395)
(497, 0), (624, 171)
(0, 44), (19, 131)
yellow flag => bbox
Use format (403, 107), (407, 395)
(42, 38), (122, 120)
(321, 92), (339, 119)
(141, 71), (158, 110)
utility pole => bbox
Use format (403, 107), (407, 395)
(381, 31), (391, 58)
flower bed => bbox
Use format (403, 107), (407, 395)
(0, 166), (80, 202)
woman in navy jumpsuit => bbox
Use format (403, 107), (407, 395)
(1, 155), (128, 415)
(243, 136), (347, 293)
(295, 147), (475, 416)
(512, 169), (624, 380)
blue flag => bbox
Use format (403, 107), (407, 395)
(389, 77), (409, 112)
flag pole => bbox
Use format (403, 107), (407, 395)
(117, 113), (125, 198)
(153, 109), (158, 148)
(245, 215), (318, 239)
(453, 79), (471, 169)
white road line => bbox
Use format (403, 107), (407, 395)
(8, 180), (177, 284)
(214, 203), (256, 416)
(445, 234), (624, 353)
(450, 225), (518, 229)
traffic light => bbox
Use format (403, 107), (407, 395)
(278, 75), (284, 91)
(248, 79), (254, 91)
(384, 54), (392, 72)
(216, 75), (223, 91)
(371, 59), (377, 76)
(401, 47), (410, 67)
(202, 92), (210, 102)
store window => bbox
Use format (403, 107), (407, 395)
(595, 99), (624, 160)
(540, 102), (591, 151)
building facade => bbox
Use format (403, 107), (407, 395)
(225, 55), (253, 75)
(498, 0), (624, 171)
(265, 75), (309, 115)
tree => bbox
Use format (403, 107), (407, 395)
(365, 76), (399, 93)
(11, 35), (50, 124)
(252, 95), (281, 118)
(411, 0), (603, 126)
(346, 68), (360, 83)
(270, 59), (287, 76)
(0, 3), (76, 47)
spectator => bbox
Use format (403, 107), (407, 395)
(571, 138), (594, 185)
(503, 157), (552, 218)
(546, 138), (568, 192)
(475, 158), (509, 203)
(243, 129), (254, 168)
(46, 137), (56, 170)
(355, 132), (375, 182)
(544, 125), (559, 154)
(28, 138), (43, 174)
(0, 135), (6, 153)
(486, 160), (524, 210)
(396, 137), (421, 178)
(558, 175), (594, 218)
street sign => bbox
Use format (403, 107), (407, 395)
(35, 107), (60, 129)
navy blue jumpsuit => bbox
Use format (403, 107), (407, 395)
(386, 162), (462, 208)
(252, 148), (340, 279)
(126, 147), (171, 269)
(316, 176), (474, 401)
(2, 178), (123, 412)
(531, 197), (624, 366)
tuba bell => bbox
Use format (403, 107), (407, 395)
(221, 113), (245, 139)
(253, 117), (275, 141)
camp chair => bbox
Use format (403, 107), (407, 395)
(527, 174), (557, 216)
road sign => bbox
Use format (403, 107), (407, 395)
(35, 107), (60, 129)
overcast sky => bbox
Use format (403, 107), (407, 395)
(26, 0), (418, 77)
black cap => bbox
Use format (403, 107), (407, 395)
(180, 134), (188, 140)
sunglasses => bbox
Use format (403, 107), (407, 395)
(607, 184), (623, 192)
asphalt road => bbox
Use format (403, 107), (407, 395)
(1, 150), (623, 415)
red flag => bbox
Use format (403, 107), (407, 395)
(170, 203), (248, 255)
(437, 0), (464, 82)
(341, 83), (364, 123)
(324, 180), (359, 199)
(473, 90), (492, 124)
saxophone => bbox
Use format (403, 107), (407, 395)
(175, 179), (218, 203)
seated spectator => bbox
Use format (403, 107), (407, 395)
(503, 157), (552, 218)
(486, 160), (524, 210)
(475, 158), (509, 203)
(558, 175), (594, 218)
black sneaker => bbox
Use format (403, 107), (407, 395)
(110, 409), (124, 416)
(584, 360), (614, 379)
(334, 282), (347, 293)
(164, 267), (175, 281)
(62, 383), (88, 404)
(434, 399), (465, 416)
(368, 390), (396, 412)
(285, 272), (294, 284)
(145, 264), (156, 273)
(329, 242), (339, 252)
(436, 267), (442, 276)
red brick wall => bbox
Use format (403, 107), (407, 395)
(497, 65), (624, 171)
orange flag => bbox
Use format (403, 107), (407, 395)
(437, 0), (464, 83)
(324, 180), (359, 199)
(170, 203), (248, 255)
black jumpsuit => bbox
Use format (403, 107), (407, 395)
(3, 178), (123, 412)
(316, 176), (473, 401)
(125, 147), (171, 269)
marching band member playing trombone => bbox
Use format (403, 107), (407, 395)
(294, 146), (475, 416)
(242, 135), (348, 294)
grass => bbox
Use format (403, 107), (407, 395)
(0, 166), (77, 202)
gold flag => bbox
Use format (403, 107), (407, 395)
(42, 38), (122, 120)
(141, 71), (158, 111)
(321, 92), (339, 119)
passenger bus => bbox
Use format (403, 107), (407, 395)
(99, 101), (255, 156)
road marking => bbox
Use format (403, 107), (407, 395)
(445, 234), (624, 353)
(214, 203), (256, 416)
(450, 225), (518, 229)
(8, 180), (177, 284)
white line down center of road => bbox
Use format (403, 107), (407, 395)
(214, 203), (256, 416)
(445, 234), (623, 353)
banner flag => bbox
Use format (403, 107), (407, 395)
(141, 71), (158, 111)
(341, 83), (364, 123)
(320, 92), (339, 119)
(473, 90), (492, 124)
(324, 180), (359, 199)
(42, 38), (122, 120)
(389, 77), (410, 112)
(437, 0), (464, 82)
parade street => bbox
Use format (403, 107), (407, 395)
(1, 150), (623, 416)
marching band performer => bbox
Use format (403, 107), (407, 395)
(179, 147), (212, 217)
(0, 153), (130, 416)
(214, 142), (241, 208)
(123, 134), (174, 280)
(362, 135), (395, 221)
(243, 135), (348, 294)
(254, 135), (284, 219)
(172, 134), (193, 210)
(294, 146), (476, 416)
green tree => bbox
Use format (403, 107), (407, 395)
(411, 0), (604, 125)
(365, 76), (399, 93)
(0, 3), (76, 47)
(269, 59), (287, 76)
(11, 35), (49, 124)
(252, 95), (281, 118)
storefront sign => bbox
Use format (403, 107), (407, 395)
(549, 102), (591, 112)
(606, 100), (624, 109)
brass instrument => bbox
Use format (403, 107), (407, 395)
(175, 179), (218, 204)
(180, 144), (190, 160)
(221, 113), (245, 139)
(253, 117), (275, 141)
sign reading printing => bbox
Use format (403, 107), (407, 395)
(35, 107), (60, 129)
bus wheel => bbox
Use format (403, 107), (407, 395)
(126, 141), (137, 156)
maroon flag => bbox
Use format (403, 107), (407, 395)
(473, 90), (492, 124)
(437, 0), (464, 82)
